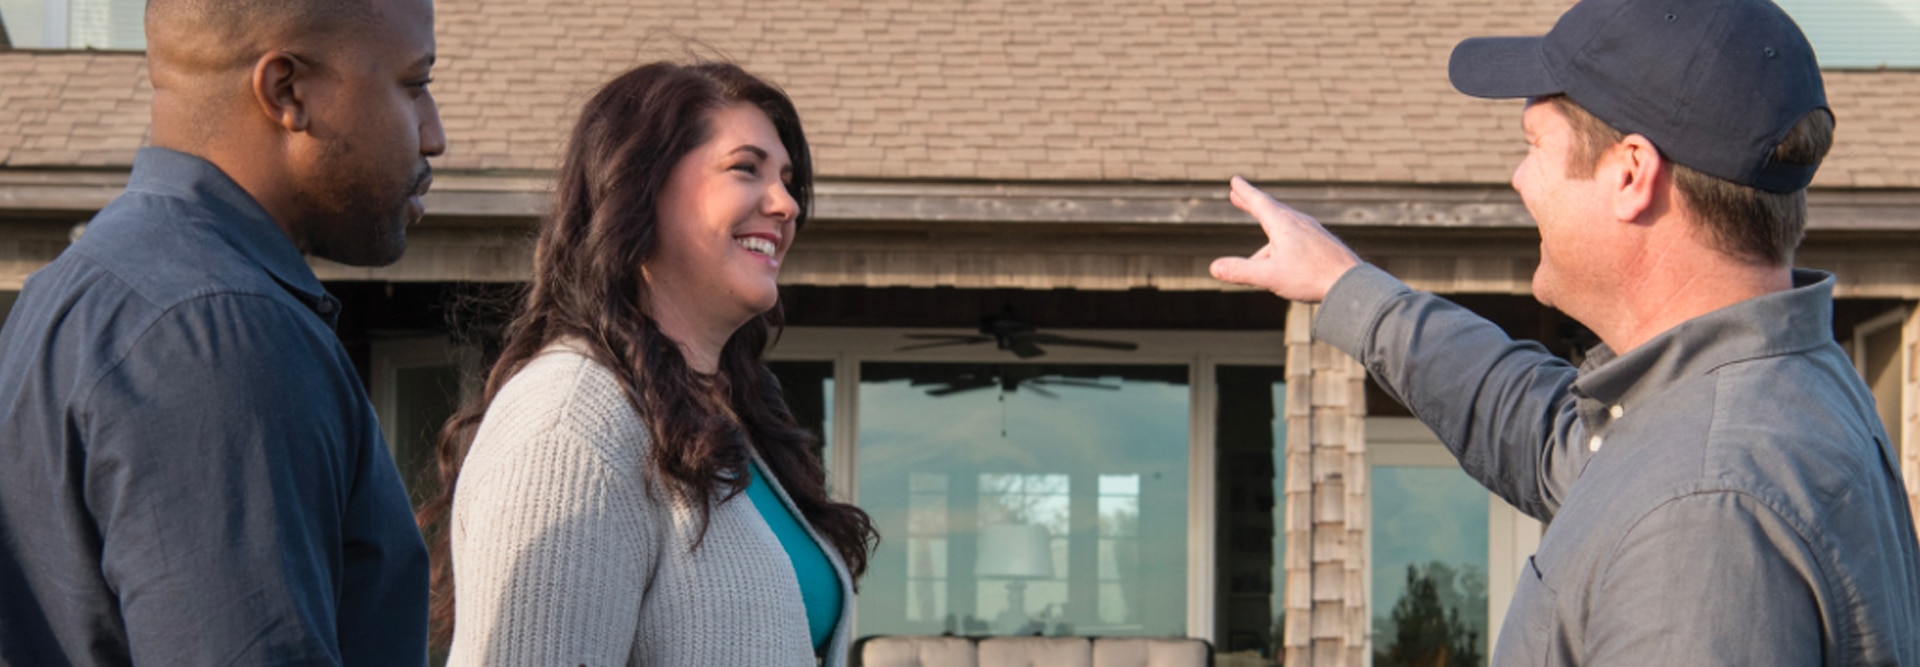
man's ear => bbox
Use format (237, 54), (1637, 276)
(1609, 134), (1664, 223)
(251, 51), (309, 133)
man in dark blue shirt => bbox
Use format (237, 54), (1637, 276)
(0, 0), (444, 662)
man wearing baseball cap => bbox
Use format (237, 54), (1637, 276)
(1211, 0), (1920, 662)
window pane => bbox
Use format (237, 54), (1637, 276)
(393, 365), (460, 505)
(1098, 582), (1130, 625)
(67, 0), (144, 49)
(907, 537), (948, 579)
(1775, 0), (1920, 69)
(1097, 538), (1136, 581)
(0, 290), (17, 336)
(910, 471), (949, 494)
(856, 362), (1189, 637)
(1099, 474), (1140, 496)
(1098, 495), (1138, 538)
(909, 494), (948, 534)
(769, 360), (834, 471)
(1213, 365), (1286, 659)
(1372, 466), (1490, 667)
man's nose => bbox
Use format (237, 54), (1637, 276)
(420, 97), (447, 158)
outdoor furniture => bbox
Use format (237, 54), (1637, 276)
(852, 635), (1213, 667)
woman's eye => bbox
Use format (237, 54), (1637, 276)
(732, 163), (758, 176)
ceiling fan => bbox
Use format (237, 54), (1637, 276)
(896, 312), (1139, 359)
(912, 365), (1123, 398)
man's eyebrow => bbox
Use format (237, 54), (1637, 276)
(411, 54), (437, 71)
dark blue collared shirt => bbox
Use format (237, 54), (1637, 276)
(0, 148), (428, 666)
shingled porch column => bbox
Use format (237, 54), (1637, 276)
(1282, 301), (1370, 666)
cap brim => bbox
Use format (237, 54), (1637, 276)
(1449, 36), (1562, 99)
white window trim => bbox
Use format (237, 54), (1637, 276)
(1852, 308), (1908, 379)
(768, 326), (1286, 643)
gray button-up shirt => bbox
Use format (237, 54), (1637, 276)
(1316, 264), (1920, 665)
(0, 148), (428, 665)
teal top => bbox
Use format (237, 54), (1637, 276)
(745, 462), (843, 651)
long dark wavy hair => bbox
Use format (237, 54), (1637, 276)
(415, 61), (878, 647)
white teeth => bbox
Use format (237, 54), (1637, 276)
(735, 236), (775, 257)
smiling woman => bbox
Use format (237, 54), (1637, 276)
(646, 102), (802, 372)
(417, 61), (877, 667)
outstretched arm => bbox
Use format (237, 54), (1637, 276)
(1212, 178), (1583, 519)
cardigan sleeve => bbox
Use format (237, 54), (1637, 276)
(445, 352), (658, 666)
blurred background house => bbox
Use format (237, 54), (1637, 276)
(2, 0), (1916, 664)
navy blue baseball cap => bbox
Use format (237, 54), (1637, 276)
(1448, 0), (1829, 193)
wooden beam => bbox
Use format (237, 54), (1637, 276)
(4, 172), (1917, 296)
(5, 168), (1915, 230)
(308, 227), (533, 283)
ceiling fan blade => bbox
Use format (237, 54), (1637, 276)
(1033, 378), (1122, 391)
(1023, 383), (1060, 399)
(978, 314), (1037, 338)
(896, 337), (993, 352)
(1026, 333), (1139, 351)
(1010, 339), (1047, 358)
(926, 379), (996, 396)
(908, 375), (966, 388)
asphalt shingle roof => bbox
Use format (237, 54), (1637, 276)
(2, 0), (1916, 188)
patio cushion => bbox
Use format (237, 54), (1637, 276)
(858, 636), (977, 667)
(977, 637), (1094, 667)
(1091, 637), (1211, 667)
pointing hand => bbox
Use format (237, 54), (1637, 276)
(1209, 176), (1362, 303)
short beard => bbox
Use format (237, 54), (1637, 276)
(299, 194), (410, 267)
(298, 144), (418, 267)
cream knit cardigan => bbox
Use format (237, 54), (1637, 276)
(445, 342), (855, 666)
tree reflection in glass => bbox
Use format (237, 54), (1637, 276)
(1371, 466), (1490, 666)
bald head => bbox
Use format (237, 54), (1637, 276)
(146, 0), (375, 75)
(146, 0), (383, 146)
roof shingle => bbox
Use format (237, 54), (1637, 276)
(1, 0), (1915, 188)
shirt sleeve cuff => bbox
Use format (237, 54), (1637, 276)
(1309, 263), (1412, 361)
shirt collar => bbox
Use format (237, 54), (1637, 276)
(1571, 269), (1837, 409)
(124, 147), (340, 325)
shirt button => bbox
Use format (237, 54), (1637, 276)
(316, 300), (336, 316)
(1609, 405), (1625, 419)
(1588, 435), (1604, 452)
